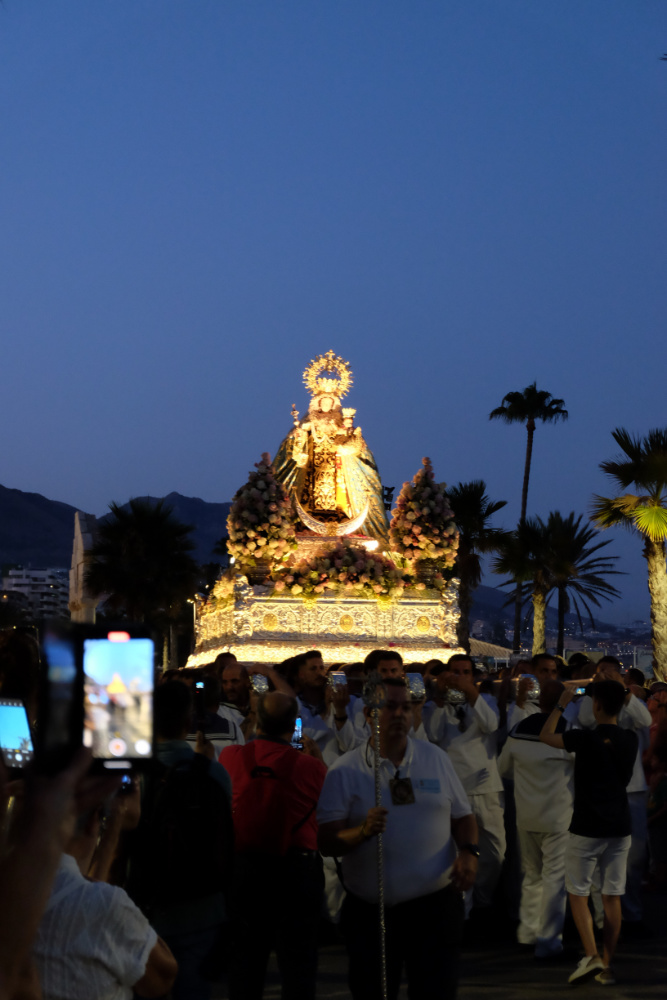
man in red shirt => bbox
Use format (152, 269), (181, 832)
(220, 692), (327, 1000)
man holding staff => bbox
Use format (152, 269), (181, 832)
(317, 676), (478, 1000)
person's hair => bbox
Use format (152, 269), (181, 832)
(155, 681), (193, 739)
(304, 649), (322, 661)
(213, 651), (237, 679)
(281, 653), (308, 688)
(531, 653), (557, 669)
(427, 661), (448, 678)
(202, 675), (222, 710)
(598, 655), (622, 670)
(625, 667), (646, 688)
(539, 680), (565, 714)
(568, 653), (591, 669)
(343, 661), (364, 676)
(590, 679), (626, 718)
(445, 653), (474, 671)
(407, 662), (425, 675)
(364, 650), (403, 673)
(159, 668), (180, 684)
(424, 658), (445, 671)
(256, 693), (298, 737)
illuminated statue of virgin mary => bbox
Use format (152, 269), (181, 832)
(273, 351), (390, 547)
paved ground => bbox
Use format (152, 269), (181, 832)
(211, 891), (667, 999)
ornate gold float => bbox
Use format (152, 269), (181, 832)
(188, 351), (463, 667)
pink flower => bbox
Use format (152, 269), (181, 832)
(274, 579), (285, 592)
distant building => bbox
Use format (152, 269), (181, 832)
(69, 511), (99, 623)
(2, 567), (70, 620)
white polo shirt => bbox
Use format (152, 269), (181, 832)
(317, 737), (471, 906)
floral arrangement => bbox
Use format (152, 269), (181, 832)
(226, 453), (298, 568)
(208, 571), (236, 609)
(273, 539), (406, 601)
(389, 457), (459, 568)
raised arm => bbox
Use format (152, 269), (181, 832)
(540, 687), (574, 748)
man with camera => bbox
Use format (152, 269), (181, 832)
(507, 653), (560, 731)
(423, 653), (505, 915)
(569, 656), (652, 940)
(318, 677), (477, 1000)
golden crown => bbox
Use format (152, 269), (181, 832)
(303, 350), (353, 399)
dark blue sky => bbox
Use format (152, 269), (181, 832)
(1, 2), (665, 622)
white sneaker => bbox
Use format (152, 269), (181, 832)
(568, 955), (604, 984)
(595, 968), (616, 986)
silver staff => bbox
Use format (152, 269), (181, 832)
(362, 671), (388, 1000)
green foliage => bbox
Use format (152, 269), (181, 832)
(489, 382), (568, 430)
(447, 480), (509, 653)
(494, 512), (620, 652)
(447, 480), (509, 590)
(85, 498), (199, 627)
(591, 427), (667, 544)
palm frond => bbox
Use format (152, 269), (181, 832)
(631, 505), (667, 543)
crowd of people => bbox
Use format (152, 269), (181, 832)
(1, 627), (666, 1000)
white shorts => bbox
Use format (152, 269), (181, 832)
(565, 833), (632, 896)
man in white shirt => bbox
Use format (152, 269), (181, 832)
(318, 678), (478, 1000)
(498, 680), (574, 957)
(423, 654), (505, 912)
(507, 653), (560, 731)
(334, 650), (429, 754)
(280, 650), (338, 764)
(33, 803), (176, 1000)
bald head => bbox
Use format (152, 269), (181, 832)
(256, 691), (299, 740)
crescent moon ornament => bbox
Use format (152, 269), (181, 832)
(294, 495), (369, 536)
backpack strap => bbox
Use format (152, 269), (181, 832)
(243, 740), (315, 843)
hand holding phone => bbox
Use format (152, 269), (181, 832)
(290, 716), (304, 751)
(0, 699), (34, 777)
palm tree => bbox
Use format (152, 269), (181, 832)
(591, 428), (667, 680)
(545, 512), (622, 656)
(493, 518), (554, 655)
(86, 498), (199, 667)
(446, 481), (509, 653)
(489, 382), (568, 650)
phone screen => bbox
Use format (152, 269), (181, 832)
(291, 715), (303, 750)
(82, 633), (154, 763)
(0, 699), (34, 769)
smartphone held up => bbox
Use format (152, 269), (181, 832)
(37, 624), (156, 774)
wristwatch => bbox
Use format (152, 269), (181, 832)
(459, 843), (480, 858)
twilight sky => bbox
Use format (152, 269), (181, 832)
(1, 2), (665, 623)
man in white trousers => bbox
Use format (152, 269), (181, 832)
(499, 680), (574, 957)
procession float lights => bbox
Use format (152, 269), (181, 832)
(187, 643), (464, 669)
